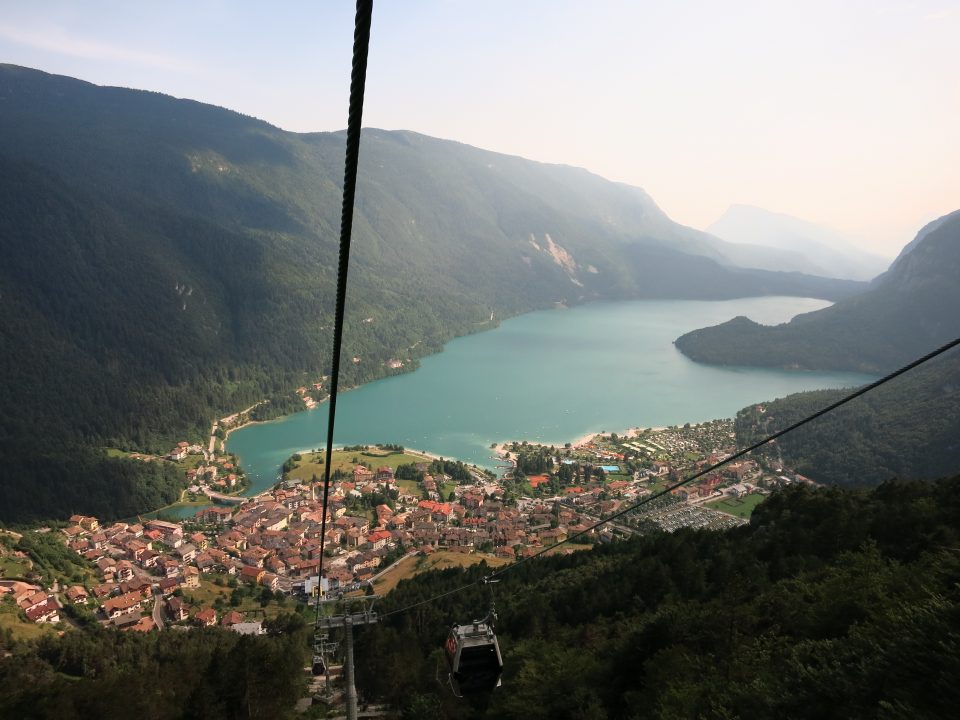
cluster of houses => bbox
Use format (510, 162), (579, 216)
(51, 513), (265, 632)
(186, 456), (241, 493)
(13, 457), (624, 633)
(503, 425), (791, 534)
(181, 463), (603, 588)
(0, 580), (61, 623)
(166, 441), (204, 462)
(164, 439), (246, 495)
(9, 427), (798, 635)
(664, 459), (759, 501)
(540, 423), (781, 508)
(295, 379), (327, 410)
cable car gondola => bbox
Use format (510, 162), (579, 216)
(311, 654), (326, 677)
(444, 614), (503, 697)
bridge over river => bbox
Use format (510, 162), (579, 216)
(202, 488), (246, 505)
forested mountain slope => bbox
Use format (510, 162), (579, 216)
(356, 477), (960, 719)
(677, 212), (960, 486)
(0, 64), (862, 522)
(675, 210), (960, 373)
(735, 351), (960, 486)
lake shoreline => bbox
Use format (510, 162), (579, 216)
(222, 418), (269, 446)
(491, 426), (672, 465)
(289, 445), (446, 465)
(224, 297), (872, 498)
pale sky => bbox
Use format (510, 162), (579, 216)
(1, 0), (958, 256)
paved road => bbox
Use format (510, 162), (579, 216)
(152, 591), (165, 631)
(367, 551), (418, 585)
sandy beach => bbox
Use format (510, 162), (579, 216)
(493, 425), (673, 459)
(570, 431), (600, 447)
(402, 447), (447, 463)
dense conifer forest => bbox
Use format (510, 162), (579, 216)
(0, 614), (309, 719)
(735, 352), (960, 487)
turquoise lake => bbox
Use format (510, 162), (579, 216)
(221, 297), (874, 502)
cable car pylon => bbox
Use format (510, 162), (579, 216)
(311, 631), (338, 695)
(317, 593), (380, 720)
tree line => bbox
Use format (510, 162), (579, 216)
(0, 614), (309, 719)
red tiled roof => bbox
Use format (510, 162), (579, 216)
(221, 610), (245, 626)
(25, 598), (61, 621)
(528, 475), (550, 488)
(418, 500), (452, 514)
(194, 608), (217, 624)
(103, 591), (141, 614)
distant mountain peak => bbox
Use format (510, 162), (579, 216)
(706, 205), (891, 281)
(886, 208), (960, 274)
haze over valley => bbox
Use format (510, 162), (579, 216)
(0, 9), (958, 713)
(706, 204), (891, 281)
(0, 64), (874, 522)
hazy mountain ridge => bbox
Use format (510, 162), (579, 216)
(0, 64), (865, 522)
(674, 210), (960, 374)
(708, 204), (891, 280)
(882, 208), (960, 277)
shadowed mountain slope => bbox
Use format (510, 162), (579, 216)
(0, 64), (863, 521)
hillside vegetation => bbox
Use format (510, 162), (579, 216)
(356, 477), (960, 719)
(733, 352), (960, 487)
(0, 614), (308, 719)
(0, 64), (863, 523)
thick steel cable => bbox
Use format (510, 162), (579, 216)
(316, 0), (373, 611)
(379, 335), (960, 619)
